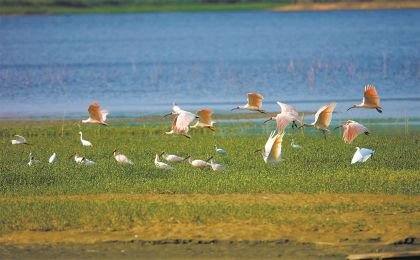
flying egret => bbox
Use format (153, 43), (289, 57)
(184, 155), (212, 169)
(160, 152), (184, 163)
(255, 130), (285, 164)
(79, 131), (92, 146)
(263, 102), (300, 131)
(11, 135), (29, 145)
(215, 145), (226, 155)
(28, 152), (40, 166)
(81, 102), (109, 125)
(190, 109), (215, 131)
(231, 92), (266, 113)
(113, 149), (133, 164)
(299, 102), (336, 139)
(71, 153), (95, 166)
(335, 120), (369, 144)
(163, 111), (197, 139)
(291, 139), (302, 149)
(351, 147), (374, 164)
(154, 154), (174, 170)
(348, 85), (382, 113)
(209, 158), (224, 172)
(48, 153), (57, 164)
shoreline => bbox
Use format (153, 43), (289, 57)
(1, 1), (420, 15)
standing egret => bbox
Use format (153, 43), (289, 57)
(256, 130), (285, 164)
(28, 152), (40, 166)
(209, 158), (224, 172)
(190, 109), (215, 131)
(11, 135), (29, 145)
(160, 152), (184, 163)
(71, 153), (95, 166)
(79, 131), (92, 146)
(263, 102), (300, 131)
(348, 85), (382, 113)
(351, 147), (374, 164)
(184, 155), (212, 169)
(81, 102), (109, 125)
(291, 139), (302, 149)
(154, 154), (174, 170)
(49, 153), (57, 164)
(231, 92), (266, 113)
(163, 111), (197, 139)
(335, 120), (369, 144)
(112, 149), (133, 164)
(215, 145), (226, 155)
(299, 102), (336, 139)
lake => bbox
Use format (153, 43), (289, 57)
(1, 10), (419, 120)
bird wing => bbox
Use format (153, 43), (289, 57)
(277, 102), (298, 117)
(88, 103), (102, 122)
(351, 149), (363, 164)
(363, 85), (380, 107)
(359, 148), (373, 162)
(197, 109), (213, 125)
(263, 131), (277, 161)
(275, 114), (294, 132)
(268, 131), (285, 162)
(101, 110), (109, 121)
(314, 102), (336, 128)
(247, 93), (264, 108)
(174, 112), (196, 133)
(343, 121), (368, 144)
(14, 135), (27, 143)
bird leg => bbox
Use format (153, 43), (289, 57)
(182, 133), (191, 139)
(208, 126), (216, 131)
(292, 121), (298, 129)
(322, 130), (327, 140)
(376, 107), (383, 113)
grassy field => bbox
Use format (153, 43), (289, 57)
(0, 119), (419, 257)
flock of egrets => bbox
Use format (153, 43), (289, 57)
(12, 84), (381, 170)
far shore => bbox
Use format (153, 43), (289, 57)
(1, 1), (420, 15)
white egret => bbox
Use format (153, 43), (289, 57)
(11, 135), (29, 145)
(113, 149), (133, 164)
(351, 147), (374, 164)
(81, 102), (109, 125)
(154, 154), (174, 170)
(263, 102), (300, 131)
(184, 155), (211, 169)
(160, 152), (184, 163)
(215, 145), (226, 155)
(299, 102), (336, 139)
(256, 130), (285, 164)
(348, 85), (382, 113)
(209, 158), (224, 172)
(335, 120), (369, 144)
(48, 153), (57, 164)
(79, 131), (92, 146)
(71, 153), (95, 166)
(231, 92), (265, 113)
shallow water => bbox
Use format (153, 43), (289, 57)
(1, 10), (420, 119)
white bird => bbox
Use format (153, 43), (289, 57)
(81, 102), (109, 125)
(164, 102), (187, 116)
(184, 155), (212, 169)
(231, 92), (266, 113)
(154, 154), (174, 170)
(190, 109), (215, 131)
(28, 152), (40, 166)
(113, 149), (133, 164)
(163, 111), (198, 139)
(335, 120), (369, 144)
(79, 131), (92, 146)
(263, 102), (300, 131)
(348, 85), (382, 113)
(351, 147), (374, 164)
(71, 153), (95, 166)
(160, 152), (185, 163)
(256, 130), (285, 164)
(11, 135), (29, 145)
(48, 153), (57, 164)
(300, 102), (336, 139)
(215, 145), (226, 155)
(291, 139), (302, 149)
(209, 158), (224, 172)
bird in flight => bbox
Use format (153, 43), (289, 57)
(256, 130), (285, 164)
(81, 102), (109, 125)
(351, 147), (374, 164)
(299, 102), (336, 139)
(11, 135), (29, 145)
(263, 101), (300, 131)
(190, 109), (215, 131)
(348, 85), (382, 113)
(231, 92), (265, 113)
(335, 120), (369, 144)
(163, 111), (198, 139)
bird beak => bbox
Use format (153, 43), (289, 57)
(112, 149), (117, 156)
(347, 107), (354, 111)
(263, 118), (272, 124)
(206, 156), (214, 162)
(334, 125), (341, 130)
(231, 107), (238, 111)
(160, 152), (165, 156)
(163, 112), (172, 117)
(69, 153), (75, 159)
(183, 155), (191, 161)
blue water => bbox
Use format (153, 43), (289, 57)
(1, 10), (419, 119)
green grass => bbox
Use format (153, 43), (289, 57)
(0, 121), (419, 196)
